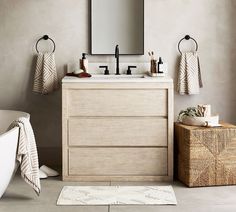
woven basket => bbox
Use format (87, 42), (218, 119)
(175, 122), (236, 187)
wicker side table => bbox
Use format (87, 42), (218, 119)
(175, 123), (236, 187)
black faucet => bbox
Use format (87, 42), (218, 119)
(115, 45), (120, 75)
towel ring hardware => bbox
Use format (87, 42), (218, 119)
(35, 35), (56, 53)
(178, 35), (198, 54)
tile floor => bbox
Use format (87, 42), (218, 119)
(1, 174), (236, 212)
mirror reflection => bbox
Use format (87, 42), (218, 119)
(91, 0), (144, 55)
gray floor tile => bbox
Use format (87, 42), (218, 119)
(110, 205), (236, 212)
(1, 174), (109, 212)
(0, 205), (108, 212)
(2, 175), (236, 212)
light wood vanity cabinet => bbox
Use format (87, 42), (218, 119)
(62, 77), (173, 181)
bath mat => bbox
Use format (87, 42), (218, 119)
(57, 186), (177, 205)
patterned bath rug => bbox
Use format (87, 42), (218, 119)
(57, 186), (177, 205)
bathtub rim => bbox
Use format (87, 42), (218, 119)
(0, 110), (30, 138)
(0, 109), (30, 119)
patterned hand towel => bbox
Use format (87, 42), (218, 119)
(8, 117), (41, 195)
(33, 52), (58, 95)
(177, 52), (203, 95)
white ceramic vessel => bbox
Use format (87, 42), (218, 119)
(0, 110), (30, 198)
(182, 115), (219, 127)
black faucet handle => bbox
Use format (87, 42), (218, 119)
(127, 66), (137, 75)
(99, 66), (109, 75)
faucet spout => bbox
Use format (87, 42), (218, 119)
(115, 45), (120, 75)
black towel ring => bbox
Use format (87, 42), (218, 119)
(178, 35), (198, 54)
(35, 35), (56, 53)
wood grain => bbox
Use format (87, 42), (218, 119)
(69, 147), (168, 176)
(167, 87), (174, 180)
(62, 87), (68, 177)
(62, 175), (172, 182)
(62, 80), (174, 182)
(68, 89), (167, 117)
(63, 82), (173, 90)
(68, 117), (167, 147)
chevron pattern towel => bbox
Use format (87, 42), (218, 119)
(177, 52), (203, 95)
(8, 117), (41, 195)
(33, 52), (58, 95)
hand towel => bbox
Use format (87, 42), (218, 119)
(8, 117), (41, 196)
(33, 52), (58, 95)
(177, 52), (203, 95)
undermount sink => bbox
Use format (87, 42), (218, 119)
(91, 74), (145, 79)
(62, 75), (173, 83)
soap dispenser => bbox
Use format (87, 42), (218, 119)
(80, 53), (88, 72)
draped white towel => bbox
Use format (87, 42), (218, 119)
(8, 117), (41, 195)
(33, 52), (58, 95)
(177, 52), (203, 95)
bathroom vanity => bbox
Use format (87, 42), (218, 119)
(62, 75), (173, 181)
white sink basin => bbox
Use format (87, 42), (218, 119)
(62, 75), (173, 83)
(91, 74), (145, 79)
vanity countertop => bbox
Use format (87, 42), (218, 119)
(62, 75), (173, 83)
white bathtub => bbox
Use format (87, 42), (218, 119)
(0, 110), (30, 198)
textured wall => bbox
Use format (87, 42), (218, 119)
(0, 0), (236, 165)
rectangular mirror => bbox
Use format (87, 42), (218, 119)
(90, 0), (144, 55)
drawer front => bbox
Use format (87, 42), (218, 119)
(67, 89), (167, 117)
(69, 148), (167, 176)
(69, 117), (167, 146)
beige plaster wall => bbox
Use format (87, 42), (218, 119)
(1, 0), (236, 165)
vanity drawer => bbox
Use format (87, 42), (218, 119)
(67, 89), (167, 117)
(69, 148), (167, 176)
(68, 117), (167, 147)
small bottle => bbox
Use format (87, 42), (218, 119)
(80, 53), (88, 72)
(158, 57), (164, 73)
